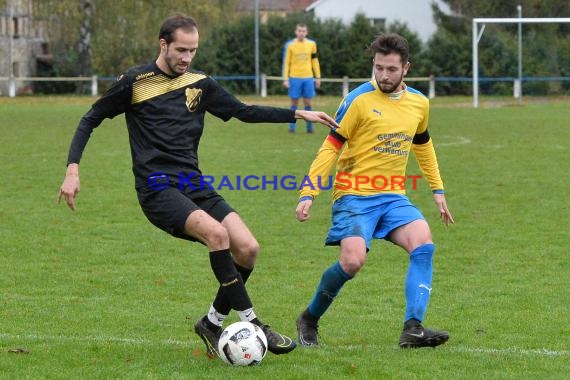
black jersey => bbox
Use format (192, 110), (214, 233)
(67, 61), (295, 189)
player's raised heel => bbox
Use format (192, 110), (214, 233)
(399, 324), (449, 348)
(296, 309), (319, 346)
(194, 316), (222, 358)
(259, 324), (297, 354)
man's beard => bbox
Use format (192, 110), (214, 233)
(378, 73), (404, 94)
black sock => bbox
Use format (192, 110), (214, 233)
(404, 318), (421, 330)
(209, 250), (252, 311)
(213, 263), (253, 315)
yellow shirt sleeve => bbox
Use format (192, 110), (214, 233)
(282, 43), (292, 80)
(311, 42), (321, 79)
(299, 137), (342, 199)
(412, 138), (444, 191)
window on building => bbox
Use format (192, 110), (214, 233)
(370, 18), (385, 29)
(13, 62), (20, 77)
(13, 16), (19, 38)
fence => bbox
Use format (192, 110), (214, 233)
(261, 75), (435, 98)
(0, 74), (435, 99)
(0, 76), (99, 97)
(1, 75), (568, 102)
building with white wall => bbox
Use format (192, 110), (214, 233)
(306, 0), (450, 43)
(0, 0), (48, 96)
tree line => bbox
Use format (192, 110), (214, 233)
(23, 0), (570, 96)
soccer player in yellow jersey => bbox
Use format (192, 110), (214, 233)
(282, 23), (321, 133)
(294, 33), (454, 349)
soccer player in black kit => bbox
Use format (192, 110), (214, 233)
(57, 13), (338, 358)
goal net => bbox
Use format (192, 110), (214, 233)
(472, 17), (570, 107)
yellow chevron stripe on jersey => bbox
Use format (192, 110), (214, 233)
(132, 72), (207, 104)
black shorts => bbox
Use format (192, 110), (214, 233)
(136, 186), (235, 242)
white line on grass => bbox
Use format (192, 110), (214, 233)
(447, 346), (567, 357)
(437, 136), (472, 147)
(341, 344), (567, 357)
(0, 332), (192, 348)
(2, 332), (568, 357)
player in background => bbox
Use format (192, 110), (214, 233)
(57, 13), (339, 359)
(282, 23), (321, 134)
(294, 33), (454, 349)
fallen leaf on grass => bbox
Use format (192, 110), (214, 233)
(8, 348), (30, 354)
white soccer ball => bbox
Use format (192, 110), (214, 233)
(218, 321), (268, 366)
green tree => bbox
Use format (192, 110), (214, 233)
(382, 21), (430, 93)
(436, 0), (570, 95)
(342, 14), (381, 78)
(192, 15), (254, 93)
(194, 12), (390, 96)
(32, 0), (240, 86)
(26, 0), (569, 96)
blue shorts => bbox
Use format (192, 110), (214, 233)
(325, 193), (425, 251)
(288, 77), (316, 99)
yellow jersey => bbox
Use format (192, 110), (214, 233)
(300, 80), (444, 201)
(282, 38), (321, 80)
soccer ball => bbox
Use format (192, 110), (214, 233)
(218, 321), (268, 366)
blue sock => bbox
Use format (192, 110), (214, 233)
(404, 243), (435, 323)
(307, 261), (352, 318)
(304, 106), (313, 132)
(289, 105), (297, 132)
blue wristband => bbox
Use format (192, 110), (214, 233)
(299, 196), (314, 202)
(432, 189), (445, 194)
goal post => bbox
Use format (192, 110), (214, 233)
(472, 17), (570, 108)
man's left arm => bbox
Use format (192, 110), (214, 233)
(412, 131), (454, 225)
(412, 131), (443, 192)
(204, 78), (337, 128)
(312, 42), (321, 88)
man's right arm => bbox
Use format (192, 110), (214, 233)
(296, 132), (345, 222)
(58, 163), (80, 211)
(58, 73), (132, 210)
(282, 43), (291, 86)
(57, 111), (102, 212)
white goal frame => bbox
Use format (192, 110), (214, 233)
(472, 17), (570, 108)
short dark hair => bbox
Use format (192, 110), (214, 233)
(368, 33), (410, 64)
(158, 14), (198, 44)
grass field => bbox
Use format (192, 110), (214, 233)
(0, 95), (569, 379)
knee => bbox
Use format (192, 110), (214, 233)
(397, 221), (433, 253)
(234, 239), (260, 261)
(203, 224), (230, 250)
(339, 253), (365, 276)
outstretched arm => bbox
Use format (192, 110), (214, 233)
(204, 78), (339, 129)
(295, 109), (339, 130)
